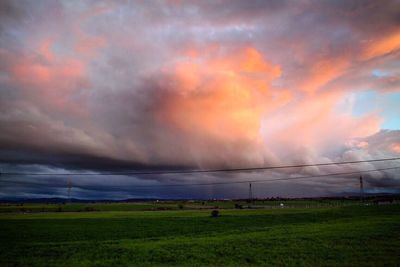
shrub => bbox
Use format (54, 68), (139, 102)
(234, 203), (243, 209)
(84, 207), (97, 212)
(211, 210), (219, 217)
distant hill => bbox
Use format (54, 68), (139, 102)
(1, 193), (399, 203)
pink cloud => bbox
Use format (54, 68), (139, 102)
(10, 39), (88, 115)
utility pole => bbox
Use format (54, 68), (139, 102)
(67, 177), (72, 203)
(359, 175), (364, 202)
(248, 183), (253, 203)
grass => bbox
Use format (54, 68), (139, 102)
(0, 199), (360, 213)
(0, 204), (399, 266)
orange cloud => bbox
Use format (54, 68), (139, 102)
(300, 57), (350, 93)
(362, 31), (400, 60)
(158, 47), (286, 143)
(156, 45), (384, 163)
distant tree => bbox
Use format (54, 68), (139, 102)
(234, 203), (243, 209)
(211, 210), (219, 217)
(178, 204), (184, 209)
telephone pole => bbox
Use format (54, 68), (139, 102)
(67, 178), (72, 202)
(248, 183), (253, 203)
(359, 175), (364, 202)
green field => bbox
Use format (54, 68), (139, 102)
(0, 199), (360, 213)
(0, 203), (399, 266)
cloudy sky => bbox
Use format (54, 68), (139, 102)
(1, 0), (400, 199)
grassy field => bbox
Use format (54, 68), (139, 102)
(0, 203), (399, 266)
(0, 199), (361, 213)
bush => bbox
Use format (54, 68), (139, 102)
(84, 207), (97, 212)
(234, 204), (243, 209)
(178, 204), (184, 209)
(211, 210), (219, 217)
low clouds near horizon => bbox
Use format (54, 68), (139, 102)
(1, 0), (400, 199)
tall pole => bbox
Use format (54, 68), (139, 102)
(359, 175), (364, 202)
(248, 183), (253, 202)
(67, 177), (72, 203)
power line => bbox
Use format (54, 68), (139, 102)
(1, 166), (399, 188)
(1, 157), (400, 176)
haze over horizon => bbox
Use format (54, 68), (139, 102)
(1, 0), (400, 199)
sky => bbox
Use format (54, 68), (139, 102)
(1, 0), (400, 199)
